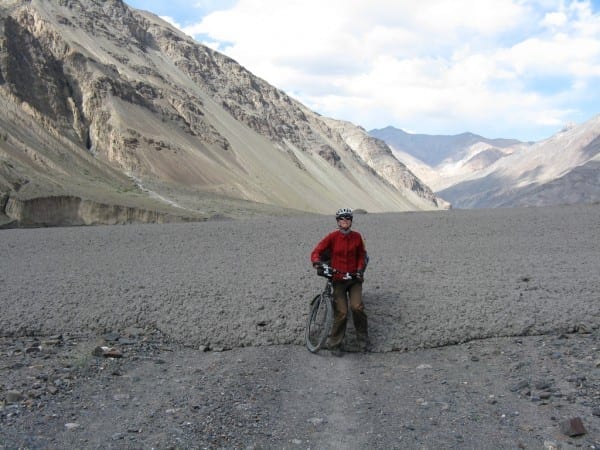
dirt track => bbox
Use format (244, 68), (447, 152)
(1, 205), (599, 448)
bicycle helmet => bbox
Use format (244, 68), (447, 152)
(335, 207), (353, 220)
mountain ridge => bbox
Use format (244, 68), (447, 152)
(0, 0), (447, 228)
(369, 126), (522, 166)
(371, 117), (600, 208)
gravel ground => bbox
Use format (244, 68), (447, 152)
(1, 204), (599, 449)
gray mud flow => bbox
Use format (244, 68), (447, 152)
(1, 205), (598, 350)
(1, 205), (599, 448)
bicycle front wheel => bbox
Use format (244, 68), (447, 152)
(305, 293), (333, 353)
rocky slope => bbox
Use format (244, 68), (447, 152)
(0, 0), (446, 227)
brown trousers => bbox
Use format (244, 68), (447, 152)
(328, 279), (368, 348)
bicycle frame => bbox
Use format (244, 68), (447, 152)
(305, 264), (361, 353)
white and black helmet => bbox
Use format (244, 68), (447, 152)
(335, 207), (353, 220)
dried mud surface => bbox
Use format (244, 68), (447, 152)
(1, 205), (599, 449)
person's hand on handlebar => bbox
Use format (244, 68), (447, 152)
(313, 262), (327, 277)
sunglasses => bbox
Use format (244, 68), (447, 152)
(337, 215), (353, 221)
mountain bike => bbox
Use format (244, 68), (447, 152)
(305, 264), (358, 353)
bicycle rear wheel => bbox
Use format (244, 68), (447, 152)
(305, 293), (333, 353)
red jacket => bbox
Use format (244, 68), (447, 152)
(311, 229), (366, 279)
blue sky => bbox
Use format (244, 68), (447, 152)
(125, 1), (600, 141)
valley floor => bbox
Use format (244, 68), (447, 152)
(1, 205), (599, 448)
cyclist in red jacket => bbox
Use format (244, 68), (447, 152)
(311, 207), (370, 354)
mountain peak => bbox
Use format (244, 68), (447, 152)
(372, 116), (600, 208)
(0, 1), (447, 227)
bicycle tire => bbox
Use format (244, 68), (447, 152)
(305, 292), (333, 353)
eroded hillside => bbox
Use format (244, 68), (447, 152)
(0, 0), (447, 227)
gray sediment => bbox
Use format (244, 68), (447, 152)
(1, 204), (598, 351)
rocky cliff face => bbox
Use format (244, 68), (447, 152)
(0, 0), (447, 227)
(324, 118), (451, 209)
(2, 195), (196, 228)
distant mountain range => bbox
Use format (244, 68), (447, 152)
(370, 119), (600, 208)
(369, 128), (522, 167)
(0, 0), (447, 228)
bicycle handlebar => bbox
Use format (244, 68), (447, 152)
(316, 263), (362, 280)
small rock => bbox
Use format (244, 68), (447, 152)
(103, 348), (123, 358)
(592, 407), (600, 417)
(510, 380), (529, 392)
(25, 346), (41, 354)
(64, 422), (80, 430)
(416, 364), (432, 370)
(92, 346), (122, 358)
(511, 362), (526, 371)
(307, 417), (324, 426)
(6, 390), (24, 404)
(47, 386), (59, 395)
(534, 380), (552, 390)
(27, 389), (42, 399)
(43, 336), (63, 346)
(559, 417), (586, 437)
(520, 387), (532, 396)
(103, 332), (120, 342)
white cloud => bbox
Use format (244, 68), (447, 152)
(176, 0), (600, 140)
(159, 15), (181, 28)
(542, 11), (568, 27)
